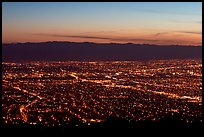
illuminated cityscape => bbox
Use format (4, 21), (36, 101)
(2, 2), (202, 129)
(2, 59), (202, 127)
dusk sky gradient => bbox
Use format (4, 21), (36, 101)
(2, 2), (202, 45)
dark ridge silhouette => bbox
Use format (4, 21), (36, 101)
(2, 41), (202, 62)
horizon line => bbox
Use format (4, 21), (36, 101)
(2, 41), (202, 47)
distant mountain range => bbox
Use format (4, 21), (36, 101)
(2, 41), (202, 62)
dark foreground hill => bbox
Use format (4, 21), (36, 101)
(2, 115), (203, 129)
(2, 41), (202, 62)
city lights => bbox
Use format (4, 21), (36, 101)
(2, 59), (202, 127)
